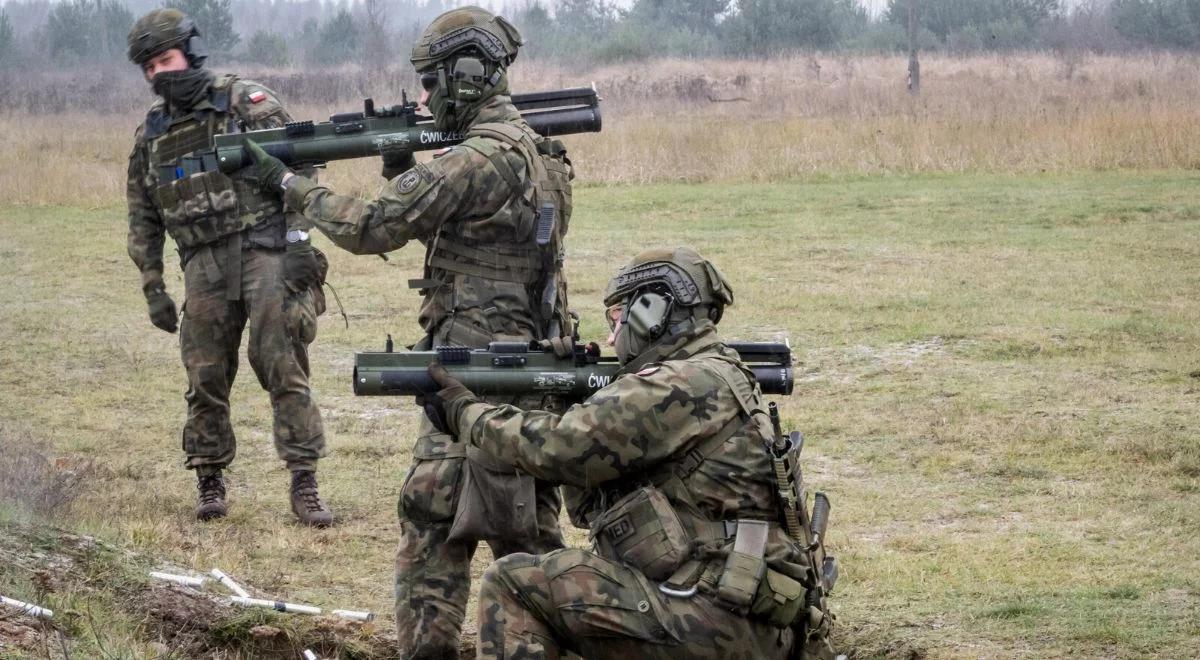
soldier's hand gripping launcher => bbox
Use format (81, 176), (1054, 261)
(202, 86), (601, 174)
(354, 340), (793, 403)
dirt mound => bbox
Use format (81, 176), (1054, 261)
(0, 522), (399, 658)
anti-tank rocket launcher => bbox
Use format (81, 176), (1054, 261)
(354, 339), (794, 403)
(166, 86), (602, 178)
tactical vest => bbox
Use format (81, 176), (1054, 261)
(589, 347), (827, 632)
(426, 121), (574, 339)
(143, 74), (285, 252)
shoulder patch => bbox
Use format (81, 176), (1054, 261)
(433, 147), (455, 159)
(636, 366), (661, 377)
(248, 90), (267, 104)
(396, 169), (422, 193)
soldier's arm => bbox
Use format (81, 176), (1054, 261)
(448, 362), (732, 488)
(126, 129), (166, 295)
(281, 151), (479, 255)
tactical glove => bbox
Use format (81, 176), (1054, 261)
(283, 239), (321, 293)
(380, 146), (417, 181)
(538, 336), (574, 358)
(244, 140), (291, 192)
(419, 363), (474, 435)
(146, 287), (179, 333)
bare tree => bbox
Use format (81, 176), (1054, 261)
(907, 0), (920, 94)
(362, 0), (389, 68)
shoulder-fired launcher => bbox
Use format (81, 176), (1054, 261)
(354, 340), (794, 402)
(199, 86), (600, 175)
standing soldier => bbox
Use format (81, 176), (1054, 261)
(424, 248), (841, 660)
(239, 7), (575, 657)
(125, 9), (333, 526)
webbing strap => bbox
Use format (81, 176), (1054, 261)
(435, 234), (541, 267)
(224, 232), (242, 301)
(427, 254), (540, 284)
(428, 233), (543, 284)
(673, 412), (748, 482)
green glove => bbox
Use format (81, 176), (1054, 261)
(146, 286), (178, 334)
(284, 238), (321, 293)
(244, 140), (291, 192)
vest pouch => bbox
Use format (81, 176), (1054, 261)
(155, 170), (240, 249)
(591, 486), (689, 581)
(446, 446), (537, 543)
(716, 519), (769, 614)
(750, 568), (807, 628)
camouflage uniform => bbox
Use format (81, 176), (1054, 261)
(278, 85), (574, 660)
(126, 74), (327, 474)
(432, 249), (839, 659)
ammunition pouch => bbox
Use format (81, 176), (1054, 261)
(447, 446), (537, 543)
(715, 519), (768, 613)
(590, 486), (690, 581)
(154, 170), (245, 250)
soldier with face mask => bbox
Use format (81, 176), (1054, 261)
(239, 7), (575, 658)
(125, 9), (333, 526)
(423, 247), (841, 660)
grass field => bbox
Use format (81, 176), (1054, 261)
(2, 170), (1200, 658)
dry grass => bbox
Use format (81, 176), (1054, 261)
(5, 52), (1200, 206)
(3, 171), (1200, 657)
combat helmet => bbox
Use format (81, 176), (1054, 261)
(410, 6), (523, 131)
(603, 247), (734, 364)
(127, 8), (208, 68)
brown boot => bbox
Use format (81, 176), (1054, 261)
(290, 470), (333, 527)
(195, 471), (228, 521)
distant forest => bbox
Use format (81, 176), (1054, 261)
(0, 0), (1197, 70)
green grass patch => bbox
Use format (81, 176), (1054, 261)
(3, 170), (1200, 657)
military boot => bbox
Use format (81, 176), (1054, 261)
(195, 471), (228, 521)
(289, 470), (333, 527)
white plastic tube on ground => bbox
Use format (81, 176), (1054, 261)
(149, 571), (208, 589)
(0, 594), (54, 619)
(331, 609), (375, 622)
(229, 596), (321, 615)
(209, 568), (251, 598)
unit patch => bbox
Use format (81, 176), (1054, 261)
(397, 170), (422, 193)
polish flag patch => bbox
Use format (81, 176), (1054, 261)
(636, 366), (660, 377)
(248, 90), (267, 104)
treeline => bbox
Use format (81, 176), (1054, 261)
(3, 0), (1200, 71)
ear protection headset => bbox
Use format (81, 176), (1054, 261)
(180, 18), (209, 68)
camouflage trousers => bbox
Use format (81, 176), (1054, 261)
(395, 413), (564, 660)
(179, 243), (326, 473)
(476, 548), (796, 659)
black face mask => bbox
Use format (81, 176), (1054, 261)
(152, 68), (213, 111)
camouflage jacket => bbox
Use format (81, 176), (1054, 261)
(446, 327), (810, 590)
(282, 95), (574, 345)
(126, 73), (298, 294)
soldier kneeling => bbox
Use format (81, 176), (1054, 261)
(424, 247), (842, 659)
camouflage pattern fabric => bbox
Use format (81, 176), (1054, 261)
(279, 94), (573, 657)
(447, 326), (835, 659)
(395, 412), (564, 659)
(478, 549), (793, 659)
(126, 75), (326, 473)
(180, 246), (325, 471)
